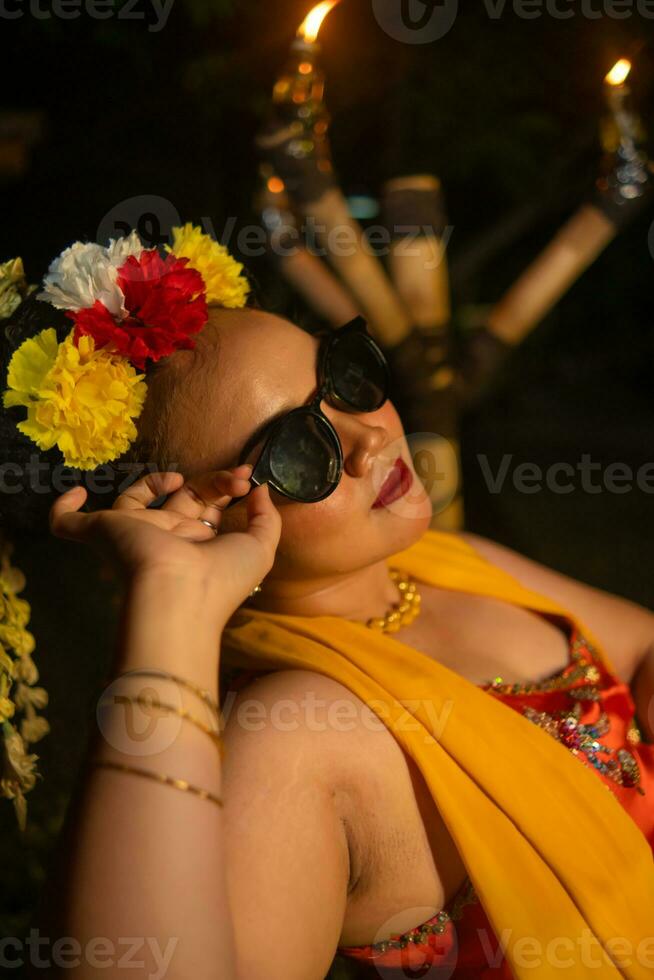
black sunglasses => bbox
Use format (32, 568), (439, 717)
(225, 316), (390, 508)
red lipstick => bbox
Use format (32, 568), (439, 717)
(372, 458), (413, 509)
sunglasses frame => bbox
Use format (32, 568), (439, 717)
(224, 316), (390, 509)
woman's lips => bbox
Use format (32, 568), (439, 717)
(372, 458), (413, 509)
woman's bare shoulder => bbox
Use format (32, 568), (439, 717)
(221, 666), (401, 821)
(222, 667), (392, 760)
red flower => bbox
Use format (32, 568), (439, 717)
(70, 250), (208, 369)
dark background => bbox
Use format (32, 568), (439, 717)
(1, 0), (654, 967)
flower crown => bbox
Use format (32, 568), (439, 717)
(1, 224), (250, 471)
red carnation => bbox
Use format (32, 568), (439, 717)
(70, 250), (208, 370)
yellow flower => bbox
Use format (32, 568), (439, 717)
(0, 672), (16, 724)
(13, 653), (38, 685)
(0, 257), (30, 320)
(1, 723), (40, 831)
(13, 681), (48, 712)
(0, 590), (30, 629)
(0, 625), (35, 658)
(0, 538), (46, 828)
(0, 541), (26, 595)
(3, 328), (147, 470)
(21, 712), (50, 745)
(170, 224), (250, 309)
(0, 643), (15, 678)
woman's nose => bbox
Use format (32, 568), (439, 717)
(336, 413), (389, 478)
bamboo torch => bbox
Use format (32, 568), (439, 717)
(257, 1), (412, 348)
(256, 171), (359, 326)
(486, 58), (652, 347)
(380, 174), (463, 530)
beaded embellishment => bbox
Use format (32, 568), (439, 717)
(365, 877), (478, 955)
(521, 698), (644, 795)
(485, 631), (645, 796)
(484, 629), (601, 696)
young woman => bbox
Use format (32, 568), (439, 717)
(31, 305), (654, 978)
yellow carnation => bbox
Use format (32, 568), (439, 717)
(170, 223), (250, 309)
(2, 328), (147, 470)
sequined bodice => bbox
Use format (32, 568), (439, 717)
(336, 627), (654, 976)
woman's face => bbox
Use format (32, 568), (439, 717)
(168, 309), (433, 582)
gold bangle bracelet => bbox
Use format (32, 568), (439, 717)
(105, 668), (221, 724)
(97, 693), (225, 758)
(90, 759), (224, 808)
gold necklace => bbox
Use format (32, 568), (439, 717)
(366, 567), (422, 633)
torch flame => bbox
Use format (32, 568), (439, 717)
(297, 0), (341, 43)
(605, 58), (631, 87)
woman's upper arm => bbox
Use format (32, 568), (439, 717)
(459, 532), (654, 683)
(220, 669), (351, 980)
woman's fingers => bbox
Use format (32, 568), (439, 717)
(160, 465), (253, 521)
(243, 483), (282, 555)
(112, 471), (185, 511)
(49, 486), (90, 542)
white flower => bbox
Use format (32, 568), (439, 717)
(106, 229), (144, 266)
(37, 231), (144, 318)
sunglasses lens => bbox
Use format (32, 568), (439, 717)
(328, 331), (388, 411)
(269, 413), (341, 501)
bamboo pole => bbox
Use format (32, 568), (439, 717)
(381, 174), (463, 530)
(383, 175), (451, 330)
(487, 204), (616, 345)
(257, 178), (359, 327)
(298, 187), (412, 347)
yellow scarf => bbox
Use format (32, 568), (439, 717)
(222, 529), (654, 977)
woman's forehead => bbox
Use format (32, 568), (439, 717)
(215, 311), (318, 396)
(203, 310), (320, 461)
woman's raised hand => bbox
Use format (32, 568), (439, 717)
(49, 466), (282, 621)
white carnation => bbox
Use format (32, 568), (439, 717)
(106, 229), (144, 266)
(38, 231), (145, 318)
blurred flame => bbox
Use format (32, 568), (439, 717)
(605, 59), (631, 86)
(267, 176), (285, 194)
(297, 1), (341, 42)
